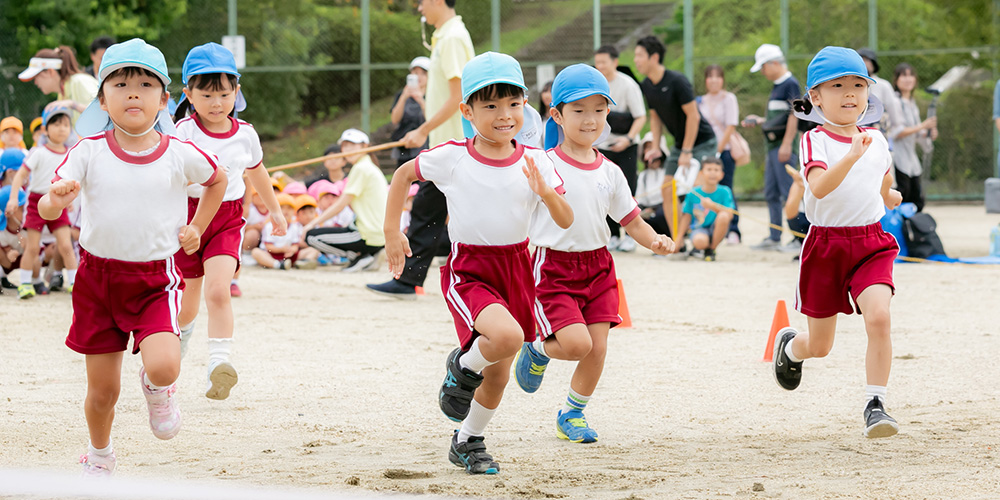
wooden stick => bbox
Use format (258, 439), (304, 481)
(265, 140), (406, 173)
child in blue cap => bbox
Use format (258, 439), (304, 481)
(5, 107), (79, 299)
(514, 64), (673, 443)
(383, 51), (572, 474)
(172, 42), (287, 401)
(38, 38), (228, 476)
(772, 46), (903, 438)
(0, 184), (28, 291)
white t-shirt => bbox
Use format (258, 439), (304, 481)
(415, 139), (564, 246)
(247, 203), (269, 226)
(635, 167), (665, 207)
(175, 115), (263, 201)
(262, 221), (302, 249)
(530, 146), (638, 252)
(55, 131), (219, 261)
(800, 126), (891, 227)
(23, 145), (68, 194)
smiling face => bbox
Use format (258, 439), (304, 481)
(633, 45), (652, 76)
(551, 94), (609, 149)
(460, 86), (525, 145)
(184, 74), (239, 127)
(594, 53), (617, 80)
(99, 68), (168, 135)
(810, 75), (870, 126)
(700, 160), (724, 186)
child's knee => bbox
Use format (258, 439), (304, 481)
(86, 385), (120, 411)
(204, 281), (231, 309)
(716, 211), (733, 223)
(489, 328), (524, 357)
(807, 337), (834, 358)
(863, 307), (891, 336)
(692, 234), (709, 249)
(559, 335), (593, 360)
(144, 358), (180, 386)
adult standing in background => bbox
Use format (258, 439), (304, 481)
(84, 36), (116, 79)
(390, 56), (431, 167)
(367, 0), (473, 299)
(633, 35), (717, 240)
(698, 65), (741, 243)
(888, 63), (937, 212)
(993, 79), (1000, 173)
(857, 48), (900, 141)
(19, 46), (99, 126)
(594, 45), (647, 252)
(742, 44), (800, 252)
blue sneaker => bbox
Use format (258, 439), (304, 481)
(316, 254), (332, 266)
(513, 342), (549, 393)
(439, 348), (483, 422)
(556, 409), (598, 443)
(448, 431), (499, 475)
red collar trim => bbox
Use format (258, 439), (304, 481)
(105, 130), (169, 164)
(554, 145), (602, 170)
(193, 113), (239, 139)
(465, 138), (524, 167)
(815, 126), (864, 144)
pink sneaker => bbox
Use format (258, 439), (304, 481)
(140, 368), (181, 440)
(79, 451), (116, 478)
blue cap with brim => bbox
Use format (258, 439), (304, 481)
(75, 38), (176, 137)
(0, 185), (27, 230)
(178, 42), (247, 114)
(0, 149), (26, 172)
(460, 52), (529, 142)
(796, 46), (883, 125)
(544, 64), (615, 150)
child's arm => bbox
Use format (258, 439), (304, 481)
(304, 193), (355, 233)
(39, 179), (80, 220)
(246, 166), (287, 236)
(880, 171), (902, 209)
(806, 132), (871, 199)
(623, 216), (674, 255)
(182, 172), (228, 255)
(784, 164), (805, 219)
(4, 167), (28, 215)
(384, 160), (418, 278)
(524, 156), (573, 229)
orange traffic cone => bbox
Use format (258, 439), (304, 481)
(614, 279), (632, 329)
(762, 299), (790, 362)
(415, 286), (425, 296)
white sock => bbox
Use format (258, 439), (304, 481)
(143, 372), (166, 392)
(785, 337), (803, 363)
(865, 385), (888, 407)
(20, 269), (32, 285)
(532, 336), (549, 358)
(88, 440), (113, 457)
(457, 400), (496, 443)
(180, 322), (195, 337)
(52, 270), (63, 278)
(459, 337), (495, 373)
(65, 269), (76, 285)
(32, 275), (43, 284)
(208, 338), (233, 366)
(564, 388), (592, 413)
(272, 260), (282, 269)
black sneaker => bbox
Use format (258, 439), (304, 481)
(863, 396), (899, 438)
(703, 248), (716, 261)
(773, 327), (802, 390)
(448, 432), (499, 475)
(0, 277), (15, 289)
(365, 279), (417, 301)
(33, 282), (50, 295)
(49, 274), (64, 292)
(439, 348), (483, 422)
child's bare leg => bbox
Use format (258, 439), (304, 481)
(568, 323), (610, 396)
(138, 333), (181, 387)
(85, 352), (124, 448)
(19, 230), (41, 282)
(542, 323), (592, 361)
(855, 284), (893, 387)
(53, 226), (78, 270)
(203, 256), (237, 341)
(711, 212), (733, 249)
(789, 315), (838, 361)
(178, 277), (202, 327)
(298, 247), (320, 261)
(470, 303), (524, 363)
(691, 231), (710, 250)
(243, 229), (261, 252)
(251, 247), (277, 268)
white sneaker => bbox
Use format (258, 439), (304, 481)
(607, 236), (621, 251)
(140, 368), (181, 440)
(616, 235), (637, 252)
(79, 451), (116, 478)
(725, 232), (741, 245)
(206, 360), (239, 400)
(342, 254), (375, 273)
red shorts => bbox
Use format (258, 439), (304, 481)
(23, 192), (70, 232)
(268, 251), (298, 265)
(66, 249), (184, 355)
(175, 198), (245, 279)
(533, 247), (621, 338)
(796, 222), (898, 317)
(441, 240), (535, 349)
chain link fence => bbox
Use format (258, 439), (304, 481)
(2, 0), (997, 197)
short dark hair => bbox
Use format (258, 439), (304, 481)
(467, 83), (524, 105)
(323, 143), (341, 156)
(97, 67), (167, 102)
(445, 0), (456, 7)
(704, 64), (724, 81)
(595, 45), (619, 59)
(636, 36), (665, 65)
(701, 156), (723, 167)
(90, 36), (116, 53)
(45, 113), (71, 128)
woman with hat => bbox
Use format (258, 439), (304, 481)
(19, 46), (99, 125)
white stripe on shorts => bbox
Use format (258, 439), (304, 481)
(445, 242), (474, 330)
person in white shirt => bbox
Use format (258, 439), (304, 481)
(39, 39), (227, 477)
(770, 47), (904, 440)
(515, 64), (672, 444)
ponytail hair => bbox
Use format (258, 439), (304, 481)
(173, 97), (193, 122)
(33, 46), (83, 82)
(792, 96), (812, 115)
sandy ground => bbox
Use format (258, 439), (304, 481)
(2, 203), (999, 499)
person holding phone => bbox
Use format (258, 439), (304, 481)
(390, 56), (431, 167)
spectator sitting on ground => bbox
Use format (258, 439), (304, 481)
(1, 117), (29, 152)
(29, 118), (44, 149)
(291, 195), (322, 268)
(783, 164), (810, 261)
(672, 157), (734, 261)
(635, 133), (669, 237)
(251, 194), (301, 270)
(243, 185), (270, 255)
(308, 179), (354, 228)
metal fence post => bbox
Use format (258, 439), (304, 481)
(492, 0), (501, 52)
(361, 0), (371, 133)
(869, 0), (878, 50)
(228, 0), (237, 37)
(780, 0), (788, 54)
(593, 0), (601, 51)
(684, 0), (693, 81)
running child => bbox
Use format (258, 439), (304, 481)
(38, 38), (227, 476)
(513, 64), (673, 443)
(6, 107), (80, 298)
(772, 46), (902, 438)
(172, 42), (286, 400)
(383, 52), (573, 474)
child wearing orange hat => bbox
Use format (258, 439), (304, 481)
(251, 194), (301, 269)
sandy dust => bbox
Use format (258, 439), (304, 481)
(2, 203), (999, 499)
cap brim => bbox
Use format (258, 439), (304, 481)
(463, 79), (528, 103)
(556, 89), (617, 107)
(749, 61), (763, 73)
(18, 67), (42, 82)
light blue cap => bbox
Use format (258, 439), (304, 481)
(805, 46), (876, 90)
(0, 185), (27, 230)
(75, 38), (175, 137)
(461, 52), (528, 103)
(179, 42), (247, 113)
(42, 106), (72, 127)
(544, 64), (615, 150)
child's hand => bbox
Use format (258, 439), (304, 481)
(269, 211), (288, 237)
(284, 247), (297, 258)
(784, 164), (803, 185)
(522, 156), (551, 197)
(385, 230), (412, 279)
(49, 179), (81, 207)
(649, 234), (675, 255)
(4, 198), (18, 218)
(178, 225), (202, 255)
(885, 188), (903, 209)
(849, 132), (872, 160)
